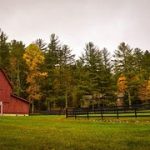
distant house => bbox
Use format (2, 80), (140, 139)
(116, 93), (124, 107)
(81, 95), (93, 108)
(81, 94), (100, 108)
(0, 69), (29, 115)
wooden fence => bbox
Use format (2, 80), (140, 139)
(66, 104), (150, 119)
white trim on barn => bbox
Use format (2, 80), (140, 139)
(2, 114), (29, 116)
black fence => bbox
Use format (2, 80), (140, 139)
(66, 104), (150, 119)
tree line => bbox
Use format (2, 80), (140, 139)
(0, 29), (150, 112)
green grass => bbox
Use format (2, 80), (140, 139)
(0, 116), (150, 150)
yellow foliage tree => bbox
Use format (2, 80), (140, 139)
(117, 74), (142, 106)
(139, 78), (150, 101)
(117, 74), (127, 93)
(23, 44), (47, 112)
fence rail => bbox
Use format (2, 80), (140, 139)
(66, 104), (150, 119)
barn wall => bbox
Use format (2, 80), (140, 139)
(3, 102), (9, 113)
(0, 70), (29, 115)
(0, 71), (12, 102)
(2, 97), (29, 114)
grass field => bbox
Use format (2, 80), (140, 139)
(0, 116), (150, 150)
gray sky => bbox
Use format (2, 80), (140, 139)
(0, 0), (150, 57)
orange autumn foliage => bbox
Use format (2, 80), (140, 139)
(139, 79), (150, 101)
(23, 44), (47, 101)
(117, 74), (127, 93)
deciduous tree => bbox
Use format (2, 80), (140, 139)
(23, 44), (47, 112)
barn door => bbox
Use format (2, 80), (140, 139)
(0, 101), (3, 115)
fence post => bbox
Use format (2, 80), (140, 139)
(135, 108), (137, 118)
(101, 108), (103, 119)
(116, 108), (119, 119)
(74, 108), (77, 119)
(66, 108), (68, 118)
(87, 108), (89, 119)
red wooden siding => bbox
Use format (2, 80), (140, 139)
(0, 69), (29, 115)
(0, 71), (12, 102)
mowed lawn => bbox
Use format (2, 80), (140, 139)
(0, 116), (150, 150)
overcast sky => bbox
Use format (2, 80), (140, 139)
(0, 0), (150, 57)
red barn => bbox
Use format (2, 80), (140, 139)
(0, 69), (29, 116)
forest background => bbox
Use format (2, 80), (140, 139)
(0, 29), (150, 112)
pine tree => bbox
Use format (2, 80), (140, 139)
(114, 42), (140, 106)
(42, 34), (60, 109)
(53, 44), (75, 108)
(35, 38), (47, 52)
(0, 29), (10, 70)
(9, 40), (26, 96)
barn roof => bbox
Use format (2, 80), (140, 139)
(11, 94), (29, 103)
(0, 68), (13, 89)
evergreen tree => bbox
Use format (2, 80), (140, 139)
(9, 40), (26, 96)
(114, 42), (140, 106)
(0, 29), (10, 70)
(72, 59), (89, 107)
(42, 34), (60, 109)
(53, 44), (75, 108)
(35, 38), (47, 52)
(142, 50), (150, 79)
(81, 42), (113, 107)
(83, 42), (103, 93)
(101, 48), (114, 105)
